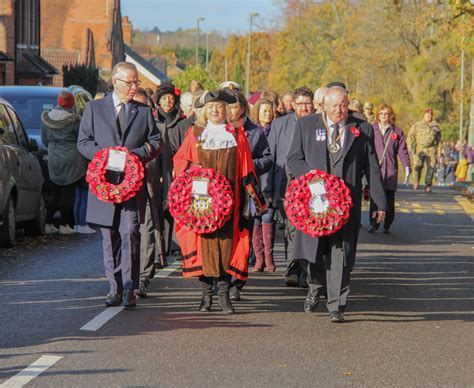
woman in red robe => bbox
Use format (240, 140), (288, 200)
(173, 90), (266, 314)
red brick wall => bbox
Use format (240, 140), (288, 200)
(0, 0), (15, 84)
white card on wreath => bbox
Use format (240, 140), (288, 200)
(192, 178), (209, 196)
(310, 195), (329, 214)
(107, 150), (127, 172)
(309, 180), (326, 196)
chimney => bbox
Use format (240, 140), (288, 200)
(122, 15), (132, 45)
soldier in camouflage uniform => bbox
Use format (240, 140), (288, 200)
(407, 108), (441, 192)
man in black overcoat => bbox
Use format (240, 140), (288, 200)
(286, 86), (386, 322)
(78, 62), (161, 308)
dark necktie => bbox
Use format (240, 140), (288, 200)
(117, 102), (127, 137)
(331, 123), (340, 144)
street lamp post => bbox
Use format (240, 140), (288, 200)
(206, 32), (209, 72)
(245, 12), (259, 97)
(196, 17), (205, 66)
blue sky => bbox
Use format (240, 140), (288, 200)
(121, 0), (281, 34)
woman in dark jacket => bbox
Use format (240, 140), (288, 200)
(227, 89), (272, 300)
(41, 91), (86, 234)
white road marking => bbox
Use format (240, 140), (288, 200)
(80, 261), (182, 331)
(156, 260), (181, 278)
(80, 306), (124, 331)
(0, 355), (62, 387)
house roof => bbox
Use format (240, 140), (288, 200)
(16, 52), (58, 76)
(124, 44), (169, 84)
(0, 51), (14, 62)
(41, 48), (80, 72)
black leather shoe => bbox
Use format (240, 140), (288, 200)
(218, 294), (235, 314)
(382, 228), (391, 234)
(199, 295), (212, 312)
(137, 283), (148, 298)
(229, 286), (241, 301)
(303, 297), (319, 313)
(285, 274), (299, 287)
(123, 290), (137, 309)
(330, 311), (344, 323)
(367, 225), (377, 233)
(105, 293), (122, 307)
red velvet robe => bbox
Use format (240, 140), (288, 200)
(173, 125), (266, 281)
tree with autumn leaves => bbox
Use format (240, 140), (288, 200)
(203, 0), (473, 139)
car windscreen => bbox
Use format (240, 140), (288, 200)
(1, 95), (56, 137)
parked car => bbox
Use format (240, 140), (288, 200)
(0, 98), (45, 246)
(0, 85), (93, 151)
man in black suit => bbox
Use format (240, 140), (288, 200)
(286, 85), (386, 322)
(78, 62), (161, 308)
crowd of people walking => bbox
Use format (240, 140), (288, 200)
(38, 61), (472, 322)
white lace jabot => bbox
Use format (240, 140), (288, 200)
(200, 122), (237, 150)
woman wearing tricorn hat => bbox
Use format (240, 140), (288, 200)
(173, 90), (267, 314)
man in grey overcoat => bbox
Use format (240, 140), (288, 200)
(286, 86), (386, 322)
(78, 62), (161, 308)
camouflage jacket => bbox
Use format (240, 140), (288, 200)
(407, 120), (441, 154)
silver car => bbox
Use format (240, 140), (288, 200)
(0, 98), (45, 246)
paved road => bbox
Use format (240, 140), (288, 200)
(0, 187), (473, 387)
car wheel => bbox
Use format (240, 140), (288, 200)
(24, 193), (46, 236)
(0, 196), (16, 247)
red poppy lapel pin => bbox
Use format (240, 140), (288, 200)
(174, 87), (181, 96)
(350, 126), (360, 137)
(225, 123), (236, 134)
(391, 132), (398, 140)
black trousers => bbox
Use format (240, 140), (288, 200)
(307, 235), (351, 313)
(370, 189), (395, 229)
(46, 181), (78, 226)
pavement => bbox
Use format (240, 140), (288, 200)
(0, 186), (473, 387)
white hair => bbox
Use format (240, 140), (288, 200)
(180, 91), (193, 116)
(313, 87), (328, 104)
(325, 86), (348, 103)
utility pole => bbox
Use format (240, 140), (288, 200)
(206, 32), (209, 72)
(195, 17), (205, 66)
(459, 35), (465, 142)
(245, 12), (259, 97)
(225, 58), (228, 81)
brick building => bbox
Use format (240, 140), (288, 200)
(41, 0), (125, 89)
(0, 0), (57, 85)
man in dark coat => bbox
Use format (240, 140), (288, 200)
(265, 87), (315, 288)
(77, 62), (161, 308)
(286, 86), (386, 322)
(369, 105), (411, 233)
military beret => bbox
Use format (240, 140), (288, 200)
(326, 81), (348, 92)
(193, 90), (237, 109)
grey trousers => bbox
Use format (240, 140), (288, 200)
(139, 199), (159, 286)
(101, 201), (141, 294)
(307, 238), (351, 313)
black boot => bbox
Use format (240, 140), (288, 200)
(217, 277), (235, 314)
(198, 276), (213, 312)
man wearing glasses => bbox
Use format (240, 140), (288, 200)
(264, 86), (315, 288)
(78, 62), (162, 309)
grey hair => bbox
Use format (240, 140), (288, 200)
(313, 87), (328, 104)
(325, 86), (348, 103)
(111, 62), (137, 79)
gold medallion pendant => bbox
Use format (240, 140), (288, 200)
(329, 141), (341, 153)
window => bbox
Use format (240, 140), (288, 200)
(6, 106), (28, 148)
(0, 104), (19, 146)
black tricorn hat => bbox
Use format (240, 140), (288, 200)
(153, 82), (181, 105)
(326, 81), (348, 92)
(194, 90), (237, 109)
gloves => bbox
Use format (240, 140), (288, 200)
(404, 167), (411, 185)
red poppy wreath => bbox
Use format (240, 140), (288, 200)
(86, 146), (144, 204)
(284, 169), (353, 237)
(168, 166), (234, 234)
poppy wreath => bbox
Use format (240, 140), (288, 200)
(284, 169), (353, 237)
(86, 146), (144, 204)
(168, 166), (234, 234)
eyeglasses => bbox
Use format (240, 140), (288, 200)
(294, 102), (313, 107)
(116, 78), (141, 88)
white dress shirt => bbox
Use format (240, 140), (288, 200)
(326, 116), (347, 148)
